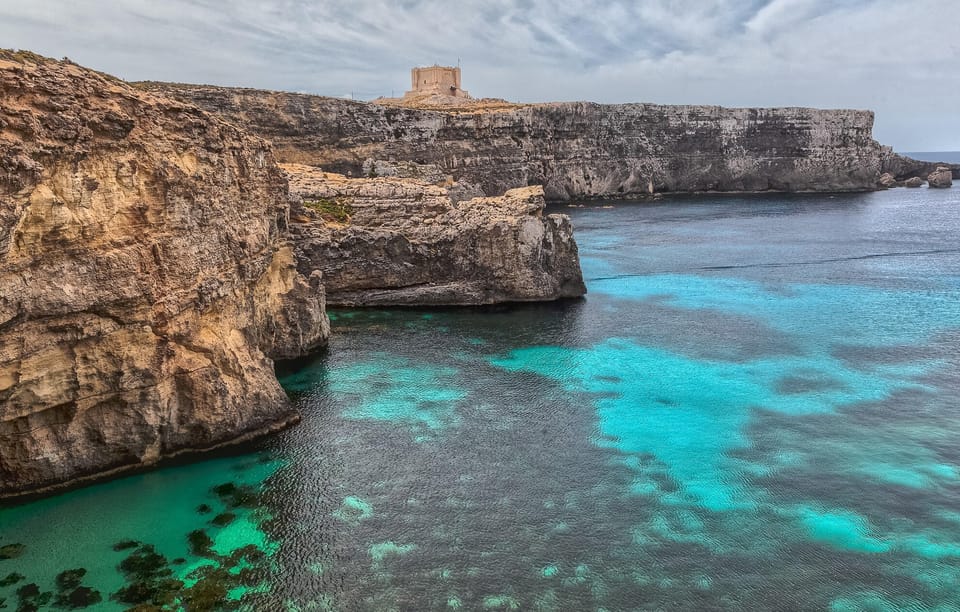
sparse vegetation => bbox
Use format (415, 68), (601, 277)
(0, 49), (51, 65)
(0, 49), (125, 83)
(303, 197), (353, 223)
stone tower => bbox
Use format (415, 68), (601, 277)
(404, 65), (471, 99)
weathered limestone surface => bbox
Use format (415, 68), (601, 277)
(283, 164), (586, 306)
(141, 84), (891, 199)
(877, 172), (898, 188)
(927, 166), (953, 188)
(0, 52), (328, 498)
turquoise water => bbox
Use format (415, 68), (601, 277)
(2, 187), (959, 610)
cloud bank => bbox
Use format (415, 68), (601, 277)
(1, 0), (956, 149)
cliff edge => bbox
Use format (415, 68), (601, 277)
(0, 52), (328, 499)
(283, 164), (586, 306)
(141, 83), (887, 199)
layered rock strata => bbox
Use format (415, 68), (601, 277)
(0, 52), (328, 498)
(142, 83), (890, 199)
(283, 164), (586, 306)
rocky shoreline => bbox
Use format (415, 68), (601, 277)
(0, 51), (332, 498)
(283, 164), (585, 306)
(1, 48), (952, 499)
(0, 52), (585, 499)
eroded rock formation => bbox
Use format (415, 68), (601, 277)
(0, 52), (328, 498)
(140, 83), (891, 198)
(877, 172), (898, 188)
(283, 164), (585, 306)
(927, 166), (953, 188)
(880, 150), (960, 183)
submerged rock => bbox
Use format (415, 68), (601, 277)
(0, 51), (329, 499)
(55, 568), (87, 591)
(0, 543), (25, 559)
(187, 529), (214, 556)
(54, 568), (102, 608)
(16, 583), (52, 611)
(56, 585), (102, 608)
(113, 544), (182, 607)
(927, 166), (953, 188)
(285, 165), (586, 306)
(112, 540), (140, 552)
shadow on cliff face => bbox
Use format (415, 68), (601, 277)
(0, 50), (327, 499)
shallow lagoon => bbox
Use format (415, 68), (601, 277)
(2, 187), (959, 610)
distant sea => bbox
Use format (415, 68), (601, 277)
(2, 186), (960, 610)
(903, 151), (960, 163)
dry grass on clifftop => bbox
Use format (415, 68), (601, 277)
(372, 93), (527, 114)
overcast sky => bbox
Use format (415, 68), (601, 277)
(1, 0), (957, 150)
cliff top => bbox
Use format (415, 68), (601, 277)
(373, 93), (527, 114)
(280, 162), (547, 229)
(0, 49), (126, 87)
(133, 78), (876, 118)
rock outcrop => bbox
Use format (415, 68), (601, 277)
(283, 164), (586, 306)
(880, 149), (960, 183)
(904, 177), (924, 188)
(0, 52), (328, 498)
(877, 172), (898, 188)
(927, 166), (953, 188)
(139, 84), (888, 199)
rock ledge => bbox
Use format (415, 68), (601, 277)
(283, 164), (586, 306)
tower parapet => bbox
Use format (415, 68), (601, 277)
(404, 65), (471, 98)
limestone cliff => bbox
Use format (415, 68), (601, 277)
(283, 164), (585, 306)
(141, 84), (887, 199)
(0, 52), (328, 499)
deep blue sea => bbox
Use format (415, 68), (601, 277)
(904, 151), (960, 164)
(1, 186), (959, 611)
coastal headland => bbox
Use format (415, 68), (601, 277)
(1, 49), (953, 498)
(140, 82), (958, 199)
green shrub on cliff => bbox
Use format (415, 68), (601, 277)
(303, 197), (353, 223)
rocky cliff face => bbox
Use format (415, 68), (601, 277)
(283, 164), (585, 306)
(880, 149), (960, 182)
(0, 52), (328, 498)
(142, 84), (887, 199)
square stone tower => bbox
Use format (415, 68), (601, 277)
(404, 65), (471, 98)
